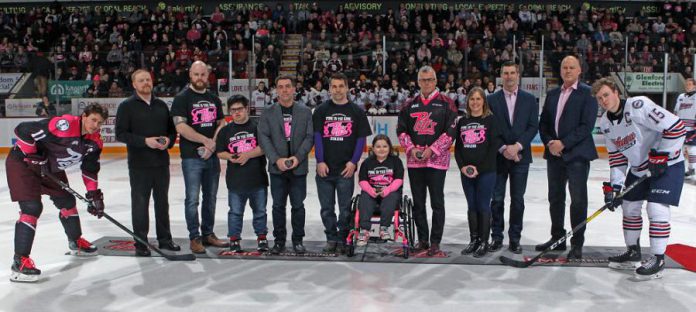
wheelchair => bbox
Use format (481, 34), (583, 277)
(345, 194), (416, 259)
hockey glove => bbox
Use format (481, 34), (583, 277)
(23, 153), (48, 174)
(602, 182), (622, 211)
(648, 149), (669, 178)
(86, 189), (105, 219)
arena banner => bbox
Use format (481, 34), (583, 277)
(0, 73), (23, 94)
(0, 1), (662, 18)
(49, 80), (92, 102)
(4, 98), (41, 117)
(495, 77), (547, 97)
(623, 73), (684, 94)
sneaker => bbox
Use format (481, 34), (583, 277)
(685, 169), (695, 177)
(10, 255), (41, 283)
(68, 237), (98, 256)
(379, 226), (391, 241)
(635, 255), (665, 280)
(270, 242), (286, 254)
(229, 240), (243, 253)
(293, 242), (306, 254)
(323, 241), (337, 253)
(357, 230), (369, 246)
(203, 234), (230, 248)
(257, 236), (269, 252)
(461, 237), (481, 255)
(190, 237), (206, 254)
(608, 245), (642, 270)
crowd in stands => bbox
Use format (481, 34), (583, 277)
(1, 2), (696, 115)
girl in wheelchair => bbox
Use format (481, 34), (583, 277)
(356, 134), (405, 246)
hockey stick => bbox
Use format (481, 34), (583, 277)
(500, 174), (650, 268)
(42, 171), (196, 261)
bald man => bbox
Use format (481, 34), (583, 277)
(171, 61), (229, 253)
(537, 55), (598, 259)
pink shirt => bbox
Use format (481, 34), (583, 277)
(503, 87), (518, 125)
(555, 80), (578, 135)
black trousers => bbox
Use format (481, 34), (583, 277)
(546, 157), (590, 247)
(407, 168), (447, 244)
(129, 166), (173, 249)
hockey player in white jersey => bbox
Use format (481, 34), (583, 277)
(674, 78), (696, 178)
(251, 81), (271, 115)
(593, 78), (686, 280)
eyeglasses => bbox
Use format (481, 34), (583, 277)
(230, 107), (246, 113)
(418, 78), (436, 83)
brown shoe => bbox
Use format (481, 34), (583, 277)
(190, 237), (205, 254)
(202, 234), (230, 248)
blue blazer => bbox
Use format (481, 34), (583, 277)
(538, 82), (599, 162)
(488, 88), (539, 166)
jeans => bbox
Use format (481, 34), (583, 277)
(316, 175), (355, 242)
(408, 168), (447, 244)
(129, 166), (172, 249)
(461, 171), (496, 214)
(491, 162), (530, 243)
(547, 157), (590, 247)
(270, 173), (307, 243)
(227, 187), (268, 239)
(182, 156), (220, 240)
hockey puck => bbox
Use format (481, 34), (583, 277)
(197, 147), (207, 157)
(284, 159), (294, 168)
(465, 167), (475, 175)
(231, 154), (239, 159)
(156, 137), (167, 145)
(415, 151), (423, 159)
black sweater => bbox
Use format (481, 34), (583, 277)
(115, 94), (177, 168)
(454, 114), (502, 174)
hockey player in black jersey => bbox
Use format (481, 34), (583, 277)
(6, 104), (108, 282)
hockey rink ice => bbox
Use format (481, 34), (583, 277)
(0, 154), (695, 312)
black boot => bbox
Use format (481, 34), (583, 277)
(461, 210), (480, 255)
(473, 212), (491, 258)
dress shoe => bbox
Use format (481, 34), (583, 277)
(461, 238), (481, 255)
(414, 240), (430, 251)
(488, 240), (503, 252)
(567, 246), (583, 260)
(135, 248), (151, 257)
(535, 237), (566, 251)
(427, 243), (441, 256)
(508, 241), (522, 254)
(323, 241), (337, 253)
(159, 241), (181, 251)
(190, 237), (205, 254)
(202, 234), (230, 248)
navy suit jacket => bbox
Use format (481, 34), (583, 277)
(488, 88), (539, 166)
(538, 82), (599, 162)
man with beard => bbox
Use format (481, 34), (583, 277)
(116, 69), (180, 257)
(171, 61), (229, 253)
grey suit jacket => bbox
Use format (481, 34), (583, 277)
(258, 102), (314, 175)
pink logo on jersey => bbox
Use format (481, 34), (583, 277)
(410, 112), (437, 135)
(323, 121), (353, 137)
(284, 121), (292, 138)
(228, 138), (257, 154)
(191, 107), (217, 125)
(461, 128), (486, 144)
(369, 173), (393, 186)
